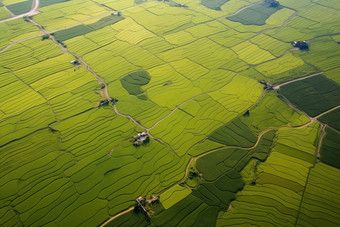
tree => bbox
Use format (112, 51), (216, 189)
(265, 0), (280, 7)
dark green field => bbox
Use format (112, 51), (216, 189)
(226, 3), (283, 25)
(280, 75), (340, 117)
(120, 71), (151, 100)
(40, 0), (70, 8)
(208, 118), (257, 147)
(320, 128), (340, 169)
(194, 131), (275, 209)
(6, 0), (33, 15)
(319, 108), (340, 131)
(200, 0), (230, 11)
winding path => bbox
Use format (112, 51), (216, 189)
(99, 207), (134, 227)
(0, 0), (40, 23)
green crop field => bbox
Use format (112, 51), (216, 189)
(5, 0), (33, 15)
(1, 0), (340, 226)
(280, 75), (340, 117)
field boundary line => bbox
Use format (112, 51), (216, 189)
(273, 71), (324, 89)
(4, 6), (15, 17)
(314, 104), (340, 119)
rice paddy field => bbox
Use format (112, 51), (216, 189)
(1, 0), (340, 226)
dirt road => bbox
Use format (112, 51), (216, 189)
(0, 0), (40, 23)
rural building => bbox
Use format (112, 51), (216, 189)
(136, 197), (151, 219)
(133, 132), (148, 146)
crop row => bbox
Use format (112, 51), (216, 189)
(220, 7), (296, 35)
(255, 52), (306, 84)
(0, 106), (192, 226)
(217, 125), (317, 226)
(296, 163), (340, 226)
(160, 184), (191, 209)
(0, 7), (11, 20)
(108, 80), (171, 128)
(34, 0), (110, 31)
(320, 127), (340, 169)
(266, 1), (340, 42)
(150, 76), (262, 156)
(293, 37), (340, 71)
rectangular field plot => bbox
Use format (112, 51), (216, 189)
(280, 75), (340, 117)
(297, 163), (340, 227)
(5, 0), (33, 15)
(250, 34), (292, 57)
(232, 41), (275, 65)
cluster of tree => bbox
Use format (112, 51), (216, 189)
(292, 41), (309, 51)
(42, 35), (49, 40)
(265, 0), (280, 7)
(23, 16), (32, 22)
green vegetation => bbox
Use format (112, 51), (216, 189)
(217, 125), (318, 227)
(120, 71), (151, 100)
(53, 15), (124, 42)
(296, 163), (340, 226)
(1, 0), (340, 226)
(319, 108), (340, 131)
(40, 0), (70, 8)
(280, 75), (340, 117)
(320, 127), (340, 169)
(160, 185), (191, 209)
(153, 195), (219, 227)
(5, 0), (33, 15)
(227, 3), (284, 25)
(0, 7), (11, 20)
(200, 0), (230, 11)
(194, 131), (275, 209)
(208, 118), (258, 147)
(106, 210), (152, 227)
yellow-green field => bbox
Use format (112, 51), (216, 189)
(1, 0), (340, 226)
